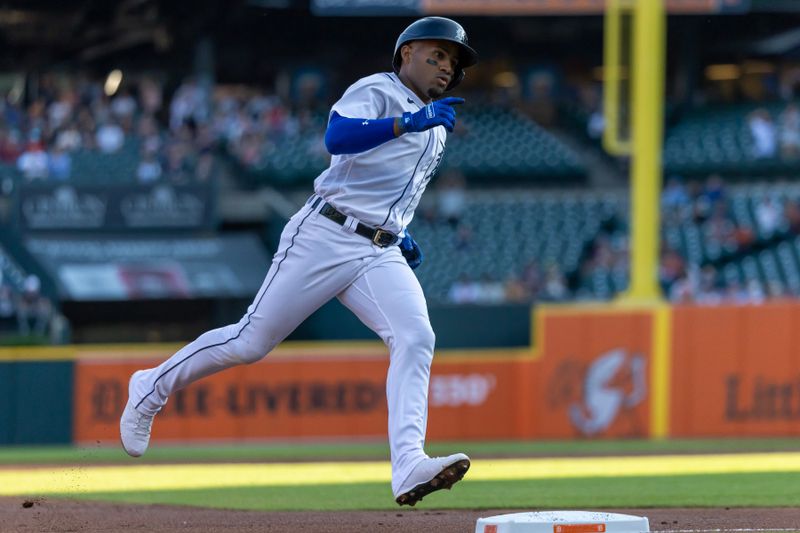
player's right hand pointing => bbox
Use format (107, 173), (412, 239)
(401, 97), (465, 133)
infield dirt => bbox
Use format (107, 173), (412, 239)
(2, 498), (800, 532)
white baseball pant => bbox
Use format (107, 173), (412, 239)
(129, 197), (433, 494)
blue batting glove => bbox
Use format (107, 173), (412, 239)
(401, 97), (464, 134)
(399, 233), (423, 270)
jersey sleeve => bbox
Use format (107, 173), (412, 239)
(330, 76), (390, 120)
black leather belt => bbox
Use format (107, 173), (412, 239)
(311, 197), (398, 247)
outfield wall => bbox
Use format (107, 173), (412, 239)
(1, 302), (799, 445)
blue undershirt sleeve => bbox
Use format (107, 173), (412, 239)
(324, 112), (398, 155)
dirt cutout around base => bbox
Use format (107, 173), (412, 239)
(2, 498), (800, 533)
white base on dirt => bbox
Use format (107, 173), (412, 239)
(475, 511), (650, 533)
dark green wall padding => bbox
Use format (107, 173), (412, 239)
(287, 301), (531, 349)
(0, 362), (73, 444)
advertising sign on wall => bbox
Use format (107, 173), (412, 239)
(72, 308), (657, 444)
(25, 233), (271, 301)
(671, 303), (800, 437)
(73, 345), (518, 442)
(17, 183), (216, 231)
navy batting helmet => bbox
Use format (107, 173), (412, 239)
(392, 17), (478, 91)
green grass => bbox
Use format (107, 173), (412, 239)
(56, 472), (800, 511)
(6, 442), (800, 511)
(4, 438), (800, 464)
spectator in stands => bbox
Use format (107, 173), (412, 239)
(0, 129), (23, 164)
(233, 132), (263, 169)
(475, 273), (506, 304)
(163, 141), (193, 184)
(540, 264), (569, 301)
(784, 196), (800, 234)
(16, 141), (49, 180)
(755, 196), (782, 236)
(0, 276), (14, 321)
(745, 278), (766, 304)
(705, 201), (738, 252)
(292, 70), (328, 116)
(587, 106), (604, 141)
(170, 78), (205, 131)
(659, 246), (685, 295)
(690, 175), (726, 224)
(54, 121), (83, 152)
(779, 103), (800, 160)
(687, 179), (710, 224)
(724, 280), (751, 305)
(521, 259), (543, 297)
(766, 279), (787, 299)
(47, 90), (75, 130)
(135, 114), (161, 153)
(522, 70), (558, 127)
(436, 168), (467, 228)
(138, 77), (163, 116)
(48, 141), (72, 181)
(694, 266), (723, 305)
(732, 222), (756, 252)
(15, 274), (51, 337)
(75, 106), (97, 149)
(2, 97), (24, 131)
(194, 148), (215, 182)
(454, 223), (474, 251)
(703, 174), (726, 206)
(26, 98), (47, 134)
(669, 273), (694, 304)
(661, 176), (690, 221)
(111, 88), (137, 121)
(96, 119), (125, 153)
(136, 147), (162, 184)
(447, 274), (480, 304)
(503, 273), (529, 303)
(747, 108), (777, 159)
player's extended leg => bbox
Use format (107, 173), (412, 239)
(337, 250), (470, 506)
(121, 204), (361, 456)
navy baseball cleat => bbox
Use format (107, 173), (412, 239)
(394, 453), (470, 506)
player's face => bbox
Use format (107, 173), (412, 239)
(401, 40), (460, 101)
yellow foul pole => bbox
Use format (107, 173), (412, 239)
(603, 0), (665, 300)
(625, 0), (665, 302)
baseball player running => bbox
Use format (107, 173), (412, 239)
(120, 16), (478, 506)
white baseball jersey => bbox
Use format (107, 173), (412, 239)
(125, 71), (455, 497)
(314, 72), (448, 235)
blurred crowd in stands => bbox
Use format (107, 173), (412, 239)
(0, 74), (218, 185)
(446, 261), (570, 305)
(747, 103), (800, 160)
(211, 73), (330, 172)
(435, 169), (800, 306)
(0, 271), (60, 342)
(3, 62), (800, 322)
(588, 174), (800, 305)
(0, 71), (335, 187)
